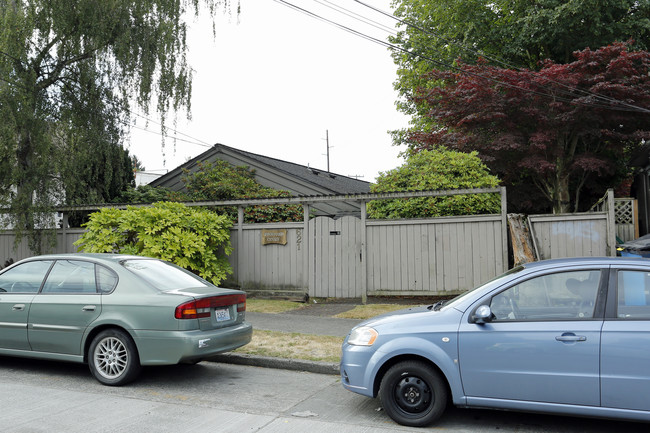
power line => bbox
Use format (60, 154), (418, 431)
(351, 0), (519, 70)
(129, 112), (212, 147)
(273, 0), (396, 50)
(0, 70), (214, 149)
(276, 0), (649, 113)
(274, 0), (604, 111)
(130, 123), (211, 148)
(351, 0), (650, 114)
(56, 76), (214, 147)
(2, 44), (213, 149)
(315, 0), (397, 36)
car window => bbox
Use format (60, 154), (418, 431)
(0, 260), (53, 293)
(121, 259), (210, 290)
(42, 260), (98, 294)
(617, 270), (650, 319)
(443, 266), (526, 310)
(96, 264), (118, 293)
(490, 270), (601, 321)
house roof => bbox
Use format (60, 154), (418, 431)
(150, 143), (371, 195)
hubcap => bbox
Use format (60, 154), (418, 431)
(94, 336), (128, 379)
(394, 376), (432, 414)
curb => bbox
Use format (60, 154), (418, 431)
(208, 353), (339, 376)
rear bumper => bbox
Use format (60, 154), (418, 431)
(132, 321), (253, 365)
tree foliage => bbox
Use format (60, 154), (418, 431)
(406, 43), (650, 213)
(74, 202), (233, 285)
(115, 184), (184, 205)
(61, 139), (135, 228)
(0, 0), (232, 253)
(368, 148), (501, 219)
(59, 133), (135, 208)
(182, 161), (304, 223)
(389, 0), (650, 130)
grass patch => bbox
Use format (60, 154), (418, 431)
(334, 304), (420, 320)
(246, 299), (306, 314)
(234, 329), (342, 363)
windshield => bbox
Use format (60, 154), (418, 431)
(122, 259), (210, 290)
(440, 265), (525, 310)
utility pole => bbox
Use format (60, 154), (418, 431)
(322, 130), (364, 179)
(323, 129), (331, 173)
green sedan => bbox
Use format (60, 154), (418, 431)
(0, 253), (252, 385)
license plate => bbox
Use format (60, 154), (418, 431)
(215, 308), (231, 322)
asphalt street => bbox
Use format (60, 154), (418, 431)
(1, 357), (647, 433)
(6, 302), (646, 432)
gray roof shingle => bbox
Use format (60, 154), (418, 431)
(151, 143), (371, 195)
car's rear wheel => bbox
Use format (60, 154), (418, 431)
(379, 360), (448, 427)
(88, 329), (141, 386)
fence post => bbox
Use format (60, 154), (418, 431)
(607, 189), (616, 256)
(500, 187), (508, 271)
(237, 206), (244, 286)
(635, 199), (640, 239)
(360, 200), (367, 304)
(61, 212), (69, 253)
(303, 204), (311, 299)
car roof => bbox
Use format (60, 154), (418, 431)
(520, 257), (650, 270)
(20, 253), (153, 264)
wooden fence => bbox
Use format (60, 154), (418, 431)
(365, 215), (505, 296)
(0, 187), (619, 300)
(229, 209), (508, 299)
(0, 229), (85, 265)
(613, 198), (639, 242)
(527, 189), (617, 260)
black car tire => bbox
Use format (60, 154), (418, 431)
(88, 329), (141, 386)
(379, 360), (448, 427)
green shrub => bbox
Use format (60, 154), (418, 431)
(114, 184), (189, 204)
(368, 148), (501, 219)
(74, 202), (233, 285)
(183, 161), (303, 223)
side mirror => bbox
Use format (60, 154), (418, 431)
(472, 304), (493, 325)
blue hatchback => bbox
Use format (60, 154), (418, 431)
(341, 257), (650, 427)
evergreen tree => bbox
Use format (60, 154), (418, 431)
(0, 0), (234, 252)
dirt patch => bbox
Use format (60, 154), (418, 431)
(366, 295), (448, 305)
(286, 295), (452, 317)
(286, 303), (358, 317)
(235, 330), (342, 362)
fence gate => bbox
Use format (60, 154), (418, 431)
(309, 216), (363, 298)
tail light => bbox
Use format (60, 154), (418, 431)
(175, 294), (246, 319)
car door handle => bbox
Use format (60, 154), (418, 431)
(82, 305), (96, 312)
(12, 304), (26, 311)
(555, 333), (587, 342)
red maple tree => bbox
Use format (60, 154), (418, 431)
(408, 42), (650, 213)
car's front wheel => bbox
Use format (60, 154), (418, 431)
(88, 329), (141, 386)
(379, 360), (448, 427)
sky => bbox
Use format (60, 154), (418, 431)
(128, 0), (410, 184)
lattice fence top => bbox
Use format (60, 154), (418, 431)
(615, 199), (635, 225)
